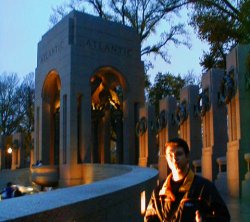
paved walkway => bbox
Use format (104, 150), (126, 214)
(224, 196), (250, 222)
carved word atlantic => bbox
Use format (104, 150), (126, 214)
(40, 38), (133, 64)
(81, 39), (132, 57)
(40, 41), (64, 64)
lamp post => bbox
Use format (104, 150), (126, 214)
(7, 147), (12, 169)
(7, 147), (12, 154)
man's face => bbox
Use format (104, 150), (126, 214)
(165, 145), (189, 174)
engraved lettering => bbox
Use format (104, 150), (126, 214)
(82, 39), (132, 57)
(40, 40), (64, 64)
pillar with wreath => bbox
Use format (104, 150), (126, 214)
(225, 44), (250, 199)
(197, 69), (227, 183)
(137, 104), (157, 167)
(176, 85), (202, 172)
(157, 96), (178, 181)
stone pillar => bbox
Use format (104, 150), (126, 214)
(41, 101), (51, 164)
(138, 104), (157, 167)
(158, 96), (178, 181)
(100, 109), (111, 163)
(11, 148), (18, 170)
(34, 105), (41, 165)
(138, 106), (149, 167)
(214, 157), (228, 195)
(91, 111), (101, 163)
(200, 69), (228, 181)
(12, 133), (25, 169)
(30, 149), (34, 168)
(113, 108), (123, 164)
(5, 136), (13, 169)
(179, 85), (202, 166)
(242, 153), (250, 200)
(123, 99), (137, 164)
(79, 92), (92, 163)
(225, 44), (250, 198)
(60, 73), (93, 187)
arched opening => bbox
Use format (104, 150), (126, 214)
(90, 67), (126, 164)
(42, 70), (61, 165)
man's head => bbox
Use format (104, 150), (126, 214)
(165, 138), (190, 179)
(165, 138), (190, 157)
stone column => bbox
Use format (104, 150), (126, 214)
(100, 109), (111, 163)
(61, 89), (89, 186)
(179, 85), (202, 167)
(11, 148), (18, 170)
(242, 153), (250, 200)
(113, 108), (123, 164)
(91, 111), (101, 163)
(30, 149), (34, 168)
(79, 92), (92, 163)
(123, 99), (137, 164)
(158, 96), (178, 181)
(200, 69), (227, 181)
(138, 104), (157, 167)
(225, 44), (250, 198)
(34, 105), (41, 165)
(138, 106), (149, 167)
(12, 133), (24, 169)
(41, 101), (51, 164)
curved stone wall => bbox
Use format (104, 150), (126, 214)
(0, 164), (158, 222)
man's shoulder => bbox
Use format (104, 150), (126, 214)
(192, 174), (216, 191)
(194, 174), (212, 183)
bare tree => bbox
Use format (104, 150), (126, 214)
(0, 73), (22, 136)
(17, 72), (35, 165)
(17, 72), (35, 134)
(49, 0), (191, 70)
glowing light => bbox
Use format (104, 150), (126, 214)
(7, 147), (12, 154)
(141, 190), (146, 215)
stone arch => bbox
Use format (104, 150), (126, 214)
(41, 70), (61, 165)
(90, 66), (127, 164)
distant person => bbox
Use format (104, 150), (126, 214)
(37, 160), (43, 167)
(33, 160), (43, 167)
(0, 182), (14, 199)
(144, 138), (230, 222)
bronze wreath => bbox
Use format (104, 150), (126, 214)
(175, 101), (188, 126)
(218, 72), (235, 104)
(194, 88), (210, 117)
(150, 118), (159, 133)
(171, 113), (176, 125)
(156, 110), (167, 131)
(135, 117), (147, 136)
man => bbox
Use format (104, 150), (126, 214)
(144, 138), (230, 222)
(0, 182), (14, 199)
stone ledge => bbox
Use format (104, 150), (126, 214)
(0, 164), (158, 222)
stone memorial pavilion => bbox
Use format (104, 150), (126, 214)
(34, 10), (145, 186)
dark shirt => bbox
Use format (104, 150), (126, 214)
(144, 170), (230, 222)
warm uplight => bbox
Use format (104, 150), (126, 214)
(7, 147), (12, 154)
(141, 190), (146, 215)
(55, 100), (60, 109)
